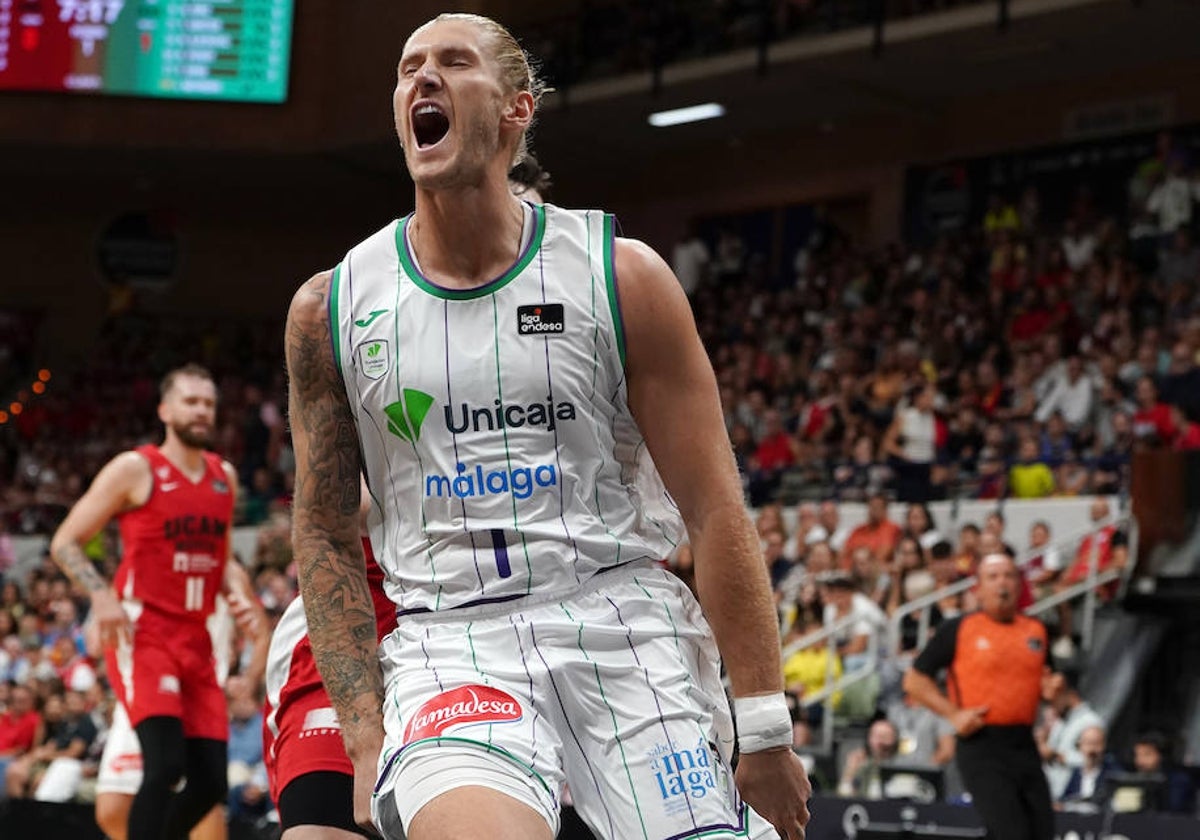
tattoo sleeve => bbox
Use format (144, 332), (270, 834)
(286, 272), (382, 760)
(53, 543), (108, 593)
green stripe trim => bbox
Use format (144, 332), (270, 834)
(328, 263), (343, 373)
(602, 214), (626, 368)
(400, 735), (555, 801)
(396, 204), (546, 300)
(562, 604), (650, 839)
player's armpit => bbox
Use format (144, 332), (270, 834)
(286, 271), (383, 762)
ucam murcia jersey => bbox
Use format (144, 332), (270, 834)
(115, 445), (232, 622)
(330, 202), (684, 614)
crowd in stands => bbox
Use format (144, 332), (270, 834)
(680, 132), (1200, 508)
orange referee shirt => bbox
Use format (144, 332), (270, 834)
(913, 611), (1048, 727)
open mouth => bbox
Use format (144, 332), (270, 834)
(412, 103), (450, 149)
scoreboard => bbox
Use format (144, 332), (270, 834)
(0, 0), (293, 103)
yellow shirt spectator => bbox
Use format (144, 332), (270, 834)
(1009, 462), (1056, 499)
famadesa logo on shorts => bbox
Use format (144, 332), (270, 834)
(403, 684), (523, 744)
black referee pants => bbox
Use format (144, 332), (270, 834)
(956, 728), (1054, 840)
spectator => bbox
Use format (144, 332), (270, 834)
(1123, 731), (1196, 814)
(0, 682), (41, 796)
(1132, 376), (1174, 445)
(1054, 499), (1128, 657)
(1038, 666), (1105, 800)
(1059, 725), (1117, 811)
(822, 574), (885, 718)
(849, 546), (890, 610)
(782, 607), (842, 729)
(883, 383), (940, 502)
(818, 501), (851, 555)
(1035, 356), (1094, 432)
(1158, 228), (1200, 287)
(1145, 153), (1200, 236)
(952, 524), (981, 577)
(27, 689), (98, 802)
(837, 719), (900, 799)
(888, 537), (941, 654)
(885, 694), (956, 771)
(841, 493), (902, 569)
(1023, 520), (1063, 602)
(1009, 437), (1056, 499)
(902, 503), (943, 552)
(671, 223), (710, 296)
(1170, 404), (1200, 450)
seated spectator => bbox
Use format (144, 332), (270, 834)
(0, 682), (41, 797)
(841, 493), (902, 570)
(1059, 725), (1117, 812)
(1036, 357), (1094, 433)
(747, 408), (796, 505)
(822, 574), (885, 719)
(818, 500), (851, 554)
(783, 607), (842, 729)
(227, 676), (268, 822)
(1132, 376), (1174, 445)
(902, 503), (943, 552)
(833, 436), (891, 502)
(837, 719), (901, 798)
(929, 541), (964, 619)
(887, 538), (941, 654)
(1054, 499), (1127, 655)
(1038, 666), (1104, 800)
(1009, 437), (1056, 499)
(849, 547), (890, 610)
(1170, 404), (1200, 450)
(885, 694), (955, 771)
(1023, 520), (1063, 602)
(27, 689), (98, 802)
(1038, 411), (1077, 467)
(1120, 730), (1196, 814)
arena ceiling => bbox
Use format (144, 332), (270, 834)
(2, 0), (1198, 207)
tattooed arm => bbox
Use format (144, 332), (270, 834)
(285, 270), (381, 828)
(50, 450), (151, 647)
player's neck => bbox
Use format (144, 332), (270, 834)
(410, 182), (525, 290)
(159, 437), (207, 479)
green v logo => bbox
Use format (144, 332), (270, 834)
(384, 389), (435, 443)
(354, 309), (388, 328)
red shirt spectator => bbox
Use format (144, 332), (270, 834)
(1132, 377), (1174, 443)
(0, 685), (41, 756)
(841, 494), (903, 569)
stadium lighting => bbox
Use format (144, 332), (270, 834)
(648, 102), (726, 127)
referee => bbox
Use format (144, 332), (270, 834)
(903, 553), (1054, 840)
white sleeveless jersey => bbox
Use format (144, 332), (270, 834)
(331, 203), (683, 615)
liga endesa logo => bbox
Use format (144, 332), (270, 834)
(403, 685), (523, 744)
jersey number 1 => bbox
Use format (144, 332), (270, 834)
(185, 576), (205, 611)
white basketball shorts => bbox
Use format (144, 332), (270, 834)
(371, 562), (775, 839)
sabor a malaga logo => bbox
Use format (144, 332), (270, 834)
(367, 343), (382, 357)
(384, 388), (435, 443)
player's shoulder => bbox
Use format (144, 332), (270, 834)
(106, 449), (154, 480)
(286, 269), (340, 348)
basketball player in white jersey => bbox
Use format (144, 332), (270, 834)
(285, 13), (810, 840)
(93, 563), (268, 840)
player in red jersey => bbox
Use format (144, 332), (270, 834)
(264, 485), (397, 839)
(51, 364), (238, 840)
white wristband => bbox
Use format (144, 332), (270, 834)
(734, 693), (792, 754)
